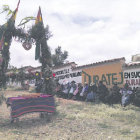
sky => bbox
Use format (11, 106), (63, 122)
(1, 0), (140, 68)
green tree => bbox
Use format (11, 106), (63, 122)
(52, 46), (68, 66)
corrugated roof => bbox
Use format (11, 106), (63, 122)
(73, 57), (125, 70)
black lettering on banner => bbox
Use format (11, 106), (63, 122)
(124, 71), (140, 79)
(70, 74), (73, 78)
(60, 71), (63, 74)
(77, 72), (82, 76)
(131, 72), (134, 78)
(124, 72), (130, 79)
(73, 73), (76, 77)
(55, 69), (70, 76)
(65, 74), (70, 78)
(56, 71), (81, 80)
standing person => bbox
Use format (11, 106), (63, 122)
(112, 83), (121, 103)
(35, 72), (43, 93)
(97, 81), (108, 103)
(68, 81), (76, 99)
(80, 82), (89, 101)
(133, 87), (140, 106)
(35, 78), (43, 93)
(55, 83), (61, 97)
(63, 81), (70, 99)
(41, 68), (55, 95)
(93, 83), (97, 101)
(120, 83), (133, 107)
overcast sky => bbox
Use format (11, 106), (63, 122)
(1, 0), (140, 68)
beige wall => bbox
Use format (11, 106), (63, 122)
(82, 61), (124, 88)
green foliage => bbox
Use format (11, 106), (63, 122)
(0, 19), (15, 89)
(29, 23), (52, 41)
(0, 5), (14, 18)
(29, 22), (44, 40)
(18, 16), (36, 27)
(13, 28), (27, 42)
(28, 22), (52, 70)
(52, 46), (68, 66)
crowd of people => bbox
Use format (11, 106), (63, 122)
(54, 80), (140, 107)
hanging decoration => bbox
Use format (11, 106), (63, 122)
(22, 41), (32, 50)
(0, 3), (54, 94)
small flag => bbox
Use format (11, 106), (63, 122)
(11, 0), (20, 21)
(35, 7), (43, 60)
(35, 7), (43, 24)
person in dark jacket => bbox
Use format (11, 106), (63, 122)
(106, 83), (121, 105)
(133, 87), (140, 107)
(35, 78), (43, 93)
(97, 81), (108, 103)
(86, 82), (97, 102)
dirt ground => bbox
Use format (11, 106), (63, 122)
(0, 90), (140, 140)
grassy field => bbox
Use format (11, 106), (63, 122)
(0, 90), (140, 140)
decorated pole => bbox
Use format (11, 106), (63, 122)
(0, 3), (55, 93)
(0, 0), (20, 88)
(32, 7), (54, 94)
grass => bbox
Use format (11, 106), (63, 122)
(0, 90), (140, 139)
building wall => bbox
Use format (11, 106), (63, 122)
(53, 65), (82, 84)
(28, 64), (82, 85)
(124, 67), (140, 89)
(82, 61), (124, 88)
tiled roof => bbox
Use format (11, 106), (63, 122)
(124, 62), (140, 68)
(30, 66), (41, 71)
(52, 62), (76, 69)
(73, 57), (125, 70)
(18, 66), (34, 70)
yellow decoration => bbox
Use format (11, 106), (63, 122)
(4, 42), (8, 46)
(36, 73), (39, 76)
(46, 78), (49, 80)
